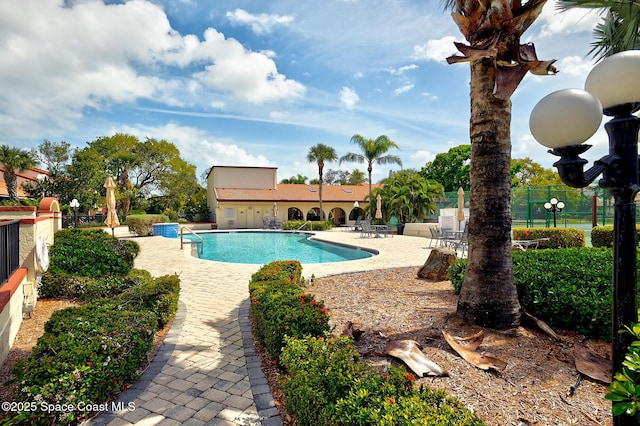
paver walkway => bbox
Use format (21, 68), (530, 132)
(92, 230), (433, 425)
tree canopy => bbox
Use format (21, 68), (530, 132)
(0, 145), (36, 202)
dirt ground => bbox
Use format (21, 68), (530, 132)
(258, 267), (613, 426)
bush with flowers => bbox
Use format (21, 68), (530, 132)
(279, 334), (484, 426)
(249, 261), (330, 360)
(512, 227), (585, 248)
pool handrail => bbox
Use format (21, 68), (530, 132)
(293, 220), (312, 233)
(180, 226), (204, 255)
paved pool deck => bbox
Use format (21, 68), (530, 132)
(92, 230), (438, 425)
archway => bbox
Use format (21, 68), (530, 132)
(329, 208), (346, 225)
(288, 207), (304, 221)
(349, 207), (365, 221)
(306, 207), (322, 221)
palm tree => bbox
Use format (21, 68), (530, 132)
(0, 145), (36, 203)
(443, 0), (557, 328)
(307, 143), (338, 221)
(558, 0), (640, 60)
(339, 134), (402, 202)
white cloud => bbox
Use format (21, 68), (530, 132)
(226, 8), (295, 35)
(412, 36), (458, 63)
(537, 0), (601, 37)
(387, 64), (418, 75)
(556, 55), (595, 77)
(411, 150), (435, 165)
(339, 87), (360, 109)
(393, 84), (414, 96)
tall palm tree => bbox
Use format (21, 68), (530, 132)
(558, 0), (640, 60)
(339, 134), (402, 202)
(443, 0), (557, 328)
(0, 145), (36, 203)
(307, 143), (337, 221)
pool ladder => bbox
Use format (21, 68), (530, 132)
(293, 220), (312, 233)
(180, 226), (204, 255)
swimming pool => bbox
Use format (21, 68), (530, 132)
(186, 231), (375, 264)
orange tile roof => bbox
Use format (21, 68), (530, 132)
(214, 183), (381, 202)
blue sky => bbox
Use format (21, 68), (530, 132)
(0, 0), (608, 185)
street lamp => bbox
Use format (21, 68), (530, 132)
(70, 198), (79, 228)
(530, 50), (640, 426)
(543, 198), (565, 228)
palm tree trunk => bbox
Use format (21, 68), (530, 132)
(457, 58), (521, 328)
(4, 171), (19, 202)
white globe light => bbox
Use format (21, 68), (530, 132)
(586, 50), (640, 110)
(529, 89), (603, 148)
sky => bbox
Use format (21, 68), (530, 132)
(0, 0), (610, 186)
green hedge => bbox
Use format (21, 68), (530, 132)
(282, 220), (334, 231)
(249, 261), (330, 361)
(126, 214), (168, 236)
(591, 225), (640, 248)
(449, 247), (640, 339)
(512, 227), (585, 248)
(10, 304), (157, 425)
(280, 334), (485, 426)
(47, 228), (139, 277)
(39, 269), (154, 300)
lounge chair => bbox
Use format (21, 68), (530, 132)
(359, 219), (373, 238)
(353, 216), (364, 231)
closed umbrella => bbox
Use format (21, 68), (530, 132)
(273, 202), (278, 217)
(104, 177), (120, 236)
(375, 194), (383, 219)
(456, 187), (466, 230)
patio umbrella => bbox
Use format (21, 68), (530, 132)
(273, 202), (278, 217)
(375, 194), (383, 219)
(456, 187), (466, 230)
(104, 177), (120, 236)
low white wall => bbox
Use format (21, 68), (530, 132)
(0, 269), (28, 366)
(403, 223), (438, 238)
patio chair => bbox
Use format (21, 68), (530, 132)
(359, 219), (373, 238)
(428, 227), (442, 248)
(353, 216), (364, 231)
(448, 225), (469, 257)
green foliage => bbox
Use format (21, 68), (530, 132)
(250, 260), (304, 286)
(450, 247), (637, 339)
(374, 169), (444, 223)
(592, 225), (640, 248)
(282, 220), (334, 231)
(109, 274), (180, 329)
(606, 323), (640, 421)
(39, 269), (153, 300)
(126, 214), (169, 236)
(279, 335), (484, 426)
(420, 144), (471, 192)
(512, 227), (585, 248)
(47, 229), (139, 277)
(249, 261), (330, 360)
(9, 304), (157, 425)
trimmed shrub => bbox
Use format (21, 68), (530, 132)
(110, 274), (180, 329)
(512, 227), (585, 248)
(250, 260), (304, 286)
(607, 323), (640, 422)
(591, 225), (640, 248)
(126, 214), (168, 236)
(47, 228), (139, 277)
(449, 247), (640, 339)
(10, 304), (157, 425)
(282, 220), (334, 231)
(39, 269), (153, 300)
(279, 335), (485, 426)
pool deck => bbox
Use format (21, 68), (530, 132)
(92, 230), (438, 425)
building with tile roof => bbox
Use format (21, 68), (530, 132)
(206, 166), (380, 229)
(0, 166), (49, 201)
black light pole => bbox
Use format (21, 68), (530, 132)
(70, 198), (79, 228)
(530, 50), (640, 426)
(543, 198), (565, 228)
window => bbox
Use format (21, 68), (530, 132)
(224, 208), (235, 218)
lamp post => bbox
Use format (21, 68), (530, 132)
(530, 50), (640, 426)
(70, 198), (79, 228)
(543, 198), (565, 228)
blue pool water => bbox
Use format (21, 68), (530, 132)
(187, 231), (374, 264)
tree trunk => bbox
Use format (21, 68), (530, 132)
(4, 171), (19, 202)
(456, 58), (521, 329)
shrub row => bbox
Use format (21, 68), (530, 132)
(126, 214), (169, 237)
(250, 261), (485, 425)
(280, 334), (485, 425)
(4, 230), (180, 425)
(249, 261), (330, 360)
(512, 227), (585, 248)
(282, 220), (334, 231)
(606, 323), (640, 422)
(591, 225), (640, 248)
(47, 228), (139, 277)
(449, 247), (640, 339)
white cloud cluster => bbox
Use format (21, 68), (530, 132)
(226, 8), (295, 34)
(0, 0), (304, 141)
(339, 87), (360, 109)
(413, 36), (458, 62)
